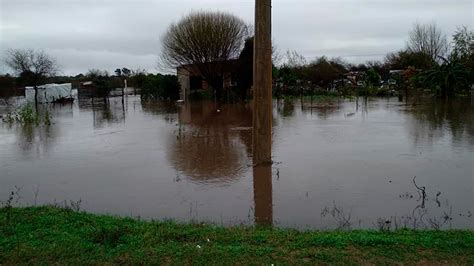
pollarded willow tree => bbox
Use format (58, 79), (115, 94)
(161, 11), (249, 99)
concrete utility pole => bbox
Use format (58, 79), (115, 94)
(253, 0), (272, 164)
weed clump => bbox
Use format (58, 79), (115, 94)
(1, 104), (52, 126)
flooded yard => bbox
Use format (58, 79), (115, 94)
(0, 96), (472, 230)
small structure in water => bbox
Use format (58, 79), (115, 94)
(77, 81), (127, 99)
(177, 60), (239, 101)
(25, 83), (74, 103)
(77, 81), (97, 98)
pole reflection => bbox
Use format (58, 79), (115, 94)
(253, 163), (273, 226)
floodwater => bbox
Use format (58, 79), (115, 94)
(0, 96), (472, 230)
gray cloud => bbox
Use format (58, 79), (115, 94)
(1, 0), (472, 75)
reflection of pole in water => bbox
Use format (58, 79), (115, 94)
(362, 97), (369, 117)
(253, 164), (273, 226)
(122, 95), (126, 121)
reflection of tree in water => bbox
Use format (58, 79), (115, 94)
(78, 97), (126, 128)
(284, 97), (345, 120)
(405, 98), (474, 145)
(140, 99), (179, 124)
(168, 101), (253, 184)
(13, 122), (58, 156)
(10, 103), (79, 155)
(307, 103), (343, 119)
(276, 98), (295, 117)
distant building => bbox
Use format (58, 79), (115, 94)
(25, 83), (73, 103)
(389, 70), (404, 75)
(177, 60), (240, 100)
(77, 81), (97, 98)
(344, 71), (365, 86)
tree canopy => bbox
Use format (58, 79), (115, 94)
(4, 49), (58, 87)
(161, 11), (249, 97)
(407, 23), (448, 62)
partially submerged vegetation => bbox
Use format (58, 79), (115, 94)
(1, 104), (51, 126)
(0, 207), (473, 264)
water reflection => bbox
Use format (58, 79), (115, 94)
(287, 97), (346, 119)
(13, 123), (58, 156)
(404, 98), (474, 145)
(276, 98), (295, 117)
(167, 101), (253, 184)
(141, 100), (178, 124)
(307, 101), (344, 119)
(0, 96), (472, 229)
(253, 164), (273, 226)
(4, 105), (63, 156)
(78, 98), (126, 128)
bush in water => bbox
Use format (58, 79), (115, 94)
(140, 74), (180, 100)
(2, 104), (51, 126)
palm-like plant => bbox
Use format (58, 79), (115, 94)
(421, 57), (472, 98)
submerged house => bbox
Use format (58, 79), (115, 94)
(25, 83), (73, 103)
(77, 81), (99, 98)
(78, 80), (127, 99)
(177, 60), (240, 100)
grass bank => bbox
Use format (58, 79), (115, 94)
(1, 207), (473, 264)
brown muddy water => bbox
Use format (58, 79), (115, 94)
(0, 96), (472, 230)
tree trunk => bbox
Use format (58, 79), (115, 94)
(34, 85), (39, 108)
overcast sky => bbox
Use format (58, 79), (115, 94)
(0, 0), (472, 75)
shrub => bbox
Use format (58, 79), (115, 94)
(141, 74), (180, 100)
(2, 104), (51, 126)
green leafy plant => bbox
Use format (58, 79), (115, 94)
(365, 68), (381, 87)
(44, 110), (52, 126)
(2, 104), (52, 126)
(140, 74), (180, 100)
(17, 104), (40, 125)
(420, 59), (472, 97)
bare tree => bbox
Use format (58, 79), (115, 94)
(161, 11), (249, 98)
(4, 49), (58, 105)
(451, 25), (474, 62)
(407, 23), (448, 62)
(284, 50), (307, 68)
(385, 50), (434, 70)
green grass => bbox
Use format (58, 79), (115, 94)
(1, 207), (473, 264)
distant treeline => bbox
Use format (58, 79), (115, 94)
(1, 23), (472, 100)
(0, 70), (180, 100)
(270, 24), (473, 98)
